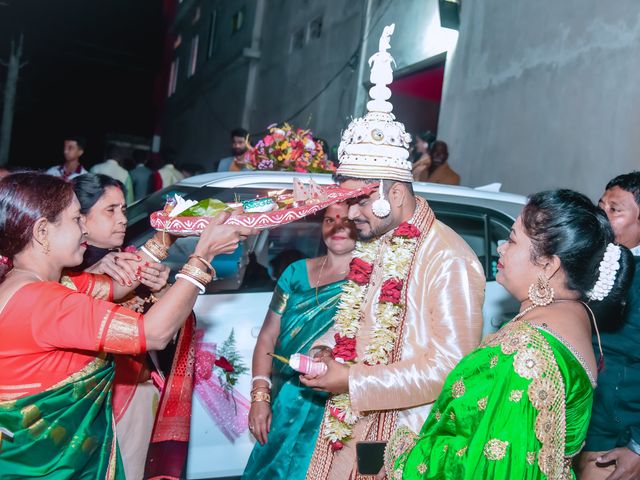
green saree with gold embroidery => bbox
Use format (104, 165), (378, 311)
(0, 357), (123, 479)
(389, 320), (594, 480)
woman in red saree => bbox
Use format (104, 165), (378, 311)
(0, 172), (254, 478)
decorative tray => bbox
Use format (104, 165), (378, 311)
(150, 183), (374, 235)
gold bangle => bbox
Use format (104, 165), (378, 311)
(144, 238), (169, 261)
(189, 254), (216, 275)
(251, 391), (271, 404)
(179, 264), (212, 285)
(251, 386), (271, 393)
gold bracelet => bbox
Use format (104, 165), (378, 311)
(250, 391), (271, 404)
(188, 254), (216, 277)
(144, 238), (169, 261)
(179, 264), (212, 285)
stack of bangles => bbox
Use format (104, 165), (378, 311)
(175, 254), (217, 294)
(140, 237), (170, 263)
(251, 375), (271, 404)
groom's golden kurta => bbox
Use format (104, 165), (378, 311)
(308, 198), (486, 479)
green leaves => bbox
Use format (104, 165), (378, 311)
(178, 198), (230, 217)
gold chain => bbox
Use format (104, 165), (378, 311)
(314, 256), (345, 310)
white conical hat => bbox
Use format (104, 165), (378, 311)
(337, 24), (413, 183)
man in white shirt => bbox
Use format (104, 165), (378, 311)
(46, 136), (88, 180)
(90, 144), (134, 204)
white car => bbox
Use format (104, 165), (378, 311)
(126, 172), (526, 479)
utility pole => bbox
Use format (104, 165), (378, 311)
(0, 34), (26, 166)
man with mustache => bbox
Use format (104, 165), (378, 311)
(300, 25), (485, 480)
(578, 171), (640, 480)
(217, 127), (250, 172)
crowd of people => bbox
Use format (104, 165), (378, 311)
(2, 26), (640, 480)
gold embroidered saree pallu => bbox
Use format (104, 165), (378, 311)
(390, 321), (594, 480)
(0, 358), (123, 479)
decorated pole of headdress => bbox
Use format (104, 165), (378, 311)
(336, 24), (413, 218)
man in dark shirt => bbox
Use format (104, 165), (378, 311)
(578, 171), (640, 480)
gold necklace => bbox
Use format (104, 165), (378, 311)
(10, 268), (45, 282)
(315, 256), (346, 310)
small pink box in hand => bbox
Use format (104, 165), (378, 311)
(289, 353), (328, 376)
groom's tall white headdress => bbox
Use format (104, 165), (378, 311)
(336, 24), (413, 184)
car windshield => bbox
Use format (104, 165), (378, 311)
(126, 183), (515, 294)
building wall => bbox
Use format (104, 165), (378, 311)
(162, 0), (257, 170)
(437, 0), (640, 199)
(161, 0), (457, 171)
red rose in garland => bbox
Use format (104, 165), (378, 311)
(214, 356), (235, 373)
(346, 257), (374, 285)
(395, 222), (421, 239)
(380, 278), (404, 304)
(333, 334), (357, 362)
(331, 440), (344, 451)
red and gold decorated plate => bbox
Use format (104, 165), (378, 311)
(150, 184), (375, 235)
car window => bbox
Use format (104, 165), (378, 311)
(126, 186), (325, 294)
(427, 200), (513, 281)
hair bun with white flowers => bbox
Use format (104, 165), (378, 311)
(587, 243), (621, 301)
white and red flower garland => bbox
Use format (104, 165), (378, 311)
(324, 222), (421, 450)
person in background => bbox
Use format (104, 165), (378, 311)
(90, 144), (134, 204)
(0, 172), (255, 478)
(150, 160), (185, 192)
(46, 135), (88, 180)
(386, 189), (634, 480)
(129, 149), (152, 201)
(179, 162), (205, 179)
(578, 171), (640, 480)
(217, 127), (251, 172)
(270, 249), (305, 281)
(412, 131), (436, 182)
(422, 140), (460, 185)
(243, 203), (356, 480)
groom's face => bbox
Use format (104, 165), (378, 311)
(340, 179), (395, 241)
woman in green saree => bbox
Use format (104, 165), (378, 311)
(385, 190), (634, 480)
(242, 203), (356, 480)
(0, 172), (254, 478)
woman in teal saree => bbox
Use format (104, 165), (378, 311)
(243, 203), (356, 480)
(386, 190), (634, 480)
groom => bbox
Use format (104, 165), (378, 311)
(300, 25), (486, 479)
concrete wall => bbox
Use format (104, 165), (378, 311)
(437, 0), (640, 199)
(162, 0), (456, 170)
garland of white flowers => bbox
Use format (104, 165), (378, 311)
(323, 227), (419, 449)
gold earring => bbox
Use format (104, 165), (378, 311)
(528, 275), (554, 306)
(42, 238), (50, 255)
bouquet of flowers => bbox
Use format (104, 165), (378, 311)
(248, 123), (336, 173)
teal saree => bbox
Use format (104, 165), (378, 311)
(0, 357), (123, 479)
(242, 259), (344, 480)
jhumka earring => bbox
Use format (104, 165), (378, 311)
(528, 275), (554, 306)
(372, 179), (391, 218)
(42, 238), (50, 255)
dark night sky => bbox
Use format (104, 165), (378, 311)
(0, 0), (165, 169)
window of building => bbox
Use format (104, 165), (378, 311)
(232, 7), (245, 34)
(290, 28), (305, 51)
(167, 57), (179, 97)
(309, 16), (323, 39)
(207, 10), (217, 59)
(188, 36), (199, 77)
